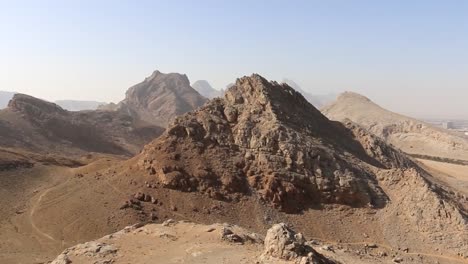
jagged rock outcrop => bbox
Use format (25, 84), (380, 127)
(192, 80), (224, 99)
(118, 71), (208, 127)
(323, 92), (468, 161)
(261, 223), (336, 264)
(137, 74), (414, 212)
(0, 94), (164, 156)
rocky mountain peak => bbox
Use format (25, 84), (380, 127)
(225, 74), (279, 105)
(137, 74), (414, 213)
(125, 71), (191, 105)
(223, 74), (332, 135)
(119, 70), (207, 127)
(191, 80), (211, 89)
(225, 74), (314, 112)
(192, 80), (223, 99)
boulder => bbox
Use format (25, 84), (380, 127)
(261, 223), (336, 264)
(50, 254), (71, 264)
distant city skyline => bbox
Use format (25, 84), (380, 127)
(1, 1), (467, 119)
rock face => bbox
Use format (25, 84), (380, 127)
(118, 71), (208, 127)
(262, 223), (336, 264)
(0, 94), (164, 156)
(322, 92), (468, 161)
(138, 74), (413, 212)
(192, 80), (224, 99)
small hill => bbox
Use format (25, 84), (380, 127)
(322, 92), (468, 161)
(55, 100), (106, 111)
(192, 80), (224, 99)
(0, 94), (164, 157)
(117, 71), (208, 127)
(0, 91), (15, 109)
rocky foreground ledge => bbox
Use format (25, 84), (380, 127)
(49, 220), (437, 264)
(50, 220), (334, 264)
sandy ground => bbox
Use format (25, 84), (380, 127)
(2, 158), (468, 264)
(59, 222), (263, 264)
(0, 165), (71, 264)
(417, 159), (468, 196)
(0, 157), (129, 264)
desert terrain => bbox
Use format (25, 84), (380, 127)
(417, 159), (468, 197)
(323, 92), (468, 161)
(0, 74), (467, 264)
(3, 2), (467, 263)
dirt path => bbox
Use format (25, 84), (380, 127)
(28, 174), (72, 246)
(29, 188), (58, 242)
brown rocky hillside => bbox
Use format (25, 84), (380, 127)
(3, 75), (467, 264)
(322, 92), (468, 161)
(127, 74), (467, 257)
(138, 74), (415, 213)
(0, 94), (164, 157)
(116, 70), (208, 127)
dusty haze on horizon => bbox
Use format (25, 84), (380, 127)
(1, 1), (467, 119)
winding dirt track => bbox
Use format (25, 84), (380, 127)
(28, 175), (72, 246)
(30, 188), (58, 242)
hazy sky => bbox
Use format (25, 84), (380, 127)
(1, 0), (467, 119)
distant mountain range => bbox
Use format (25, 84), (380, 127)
(54, 100), (106, 111)
(282, 79), (337, 108)
(192, 80), (224, 99)
(3, 78), (334, 112)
